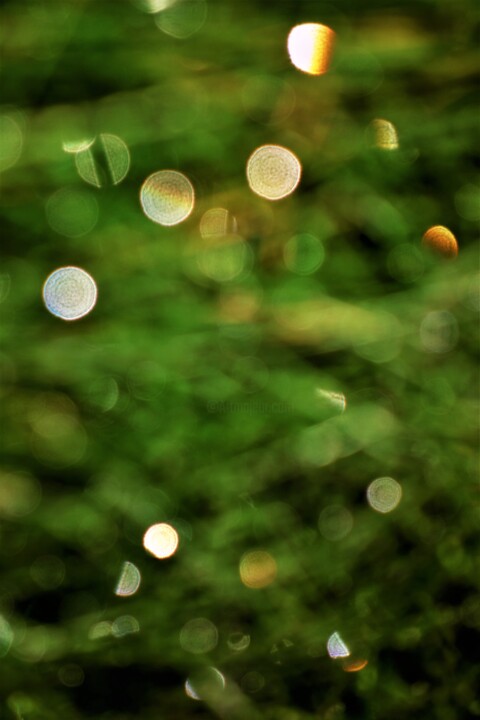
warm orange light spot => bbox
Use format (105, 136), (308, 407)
(287, 23), (335, 75)
(422, 226), (458, 258)
(343, 658), (368, 672)
(239, 550), (277, 589)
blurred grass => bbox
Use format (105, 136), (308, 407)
(0, 0), (479, 718)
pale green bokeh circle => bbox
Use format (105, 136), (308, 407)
(75, 134), (130, 187)
(46, 188), (99, 237)
(284, 233), (325, 275)
(0, 114), (23, 172)
(155, 0), (207, 39)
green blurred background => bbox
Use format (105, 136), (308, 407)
(0, 0), (479, 717)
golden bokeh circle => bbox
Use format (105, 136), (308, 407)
(239, 550), (277, 589)
(422, 225), (458, 258)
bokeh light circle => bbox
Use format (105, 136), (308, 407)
(63, 138), (95, 154)
(0, 616), (14, 658)
(318, 505), (353, 541)
(140, 170), (195, 226)
(0, 114), (23, 172)
(115, 561), (141, 597)
(185, 666), (225, 701)
(58, 664), (85, 687)
(284, 233), (325, 274)
(133, 0), (173, 12)
(43, 267), (97, 321)
(155, 0), (207, 39)
(75, 133), (130, 187)
(198, 235), (252, 283)
(422, 225), (458, 258)
(0, 470), (42, 518)
(370, 118), (399, 150)
(227, 632), (250, 651)
(287, 23), (335, 75)
(239, 550), (277, 588)
(315, 389), (347, 415)
(420, 310), (459, 354)
(200, 207), (237, 238)
(143, 522), (179, 558)
(366, 477), (402, 514)
(180, 618), (218, 654)
(46, 188), (99, 238)
(343, 658), (369, 673)
(246, 145), (301, 200)
(112, 615), (140, 637)
(455, 183), (480, 222)
(241, 671), (265, 693)
(327, 632), (350, 659)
